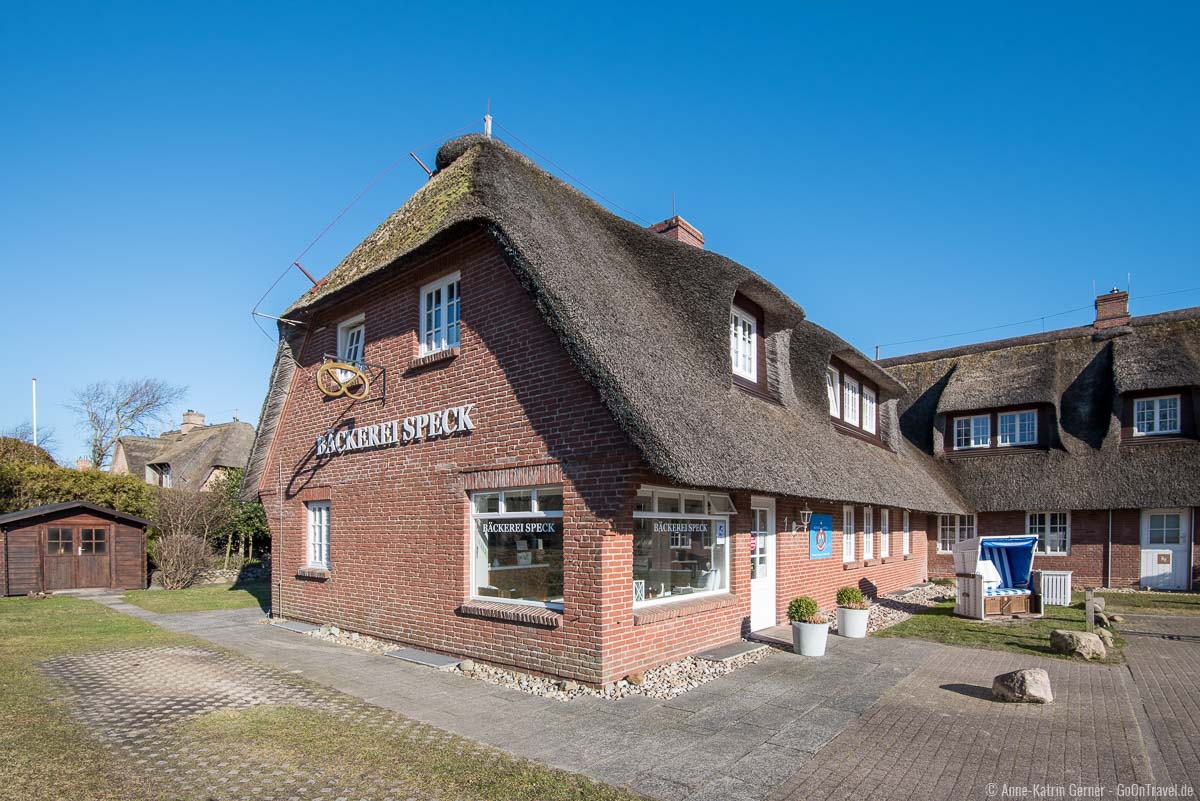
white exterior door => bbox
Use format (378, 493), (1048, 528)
(1141, 509), (1191, 590)
(750, 499), (777, 631)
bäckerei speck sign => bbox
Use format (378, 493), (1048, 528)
(316, 403), (475, 456)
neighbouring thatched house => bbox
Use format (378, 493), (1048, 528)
(882, 296), (1200, 590)
(111, 410), (254, 492)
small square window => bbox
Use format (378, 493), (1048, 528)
(504, 490), (533, 513)
(656, 493), (681, 514)
(535, 488), (564, 512)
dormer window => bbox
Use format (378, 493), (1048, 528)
(953, 415), (991, 449)
(827, 359), (880, 439)
(998, 410), (1037, 446)
(948, 407), (1044, 452)
(1134, 395), (1181, 436)
(730, 305), (757, 381)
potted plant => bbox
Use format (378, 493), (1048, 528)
(835, 586), (871, 638)
(788, 596), (829, 657)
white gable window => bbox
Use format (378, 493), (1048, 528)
(862, 385), (878, 435)
(419, 272), (461, 356)
(954, 415), (990, 449)
(998, 409), (1037, 446)
(730, 305), (757, 380)
(862, 506), (874, 560)
(880, 508), (890, 558)
(1027, 511), (1069, 555)
(337, 315), (365, 365)
(1134, 395), (1181, 436)
(826, 366), (841, 417)
(842, 505), (855, 562)
(842, 375), (860, 427)
(902, 510), (911, 555)
(306, 501), (331, 569)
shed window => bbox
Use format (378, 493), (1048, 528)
(998, 410), (1037, 446)
(471, 487), (564, 608)
(730, 305), (757, 380)
(306, 501), (331, 569)
(419, 272), (461, 356)
(47, 527), (72, 555)
(1027, 512), (1069, 555)
(80, 528), (107, 555)
(1134, 395), (1181, 436)
(953, 415), (990, 449)
(938, 514), (975, 553)
(633, 486), (732, 606)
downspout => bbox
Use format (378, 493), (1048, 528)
(1106, 509), (1112, 589)
(277, 456), (284, 620)
(1191, 507), (1196, 592)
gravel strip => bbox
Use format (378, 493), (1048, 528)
(827, 583), (955, 635)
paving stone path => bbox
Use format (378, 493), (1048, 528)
(73, 594), (1192, 801)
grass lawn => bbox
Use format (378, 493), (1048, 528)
(876, 600), (1125, 662)
(0, 596), (643, 801)
(122, 579), (270, 613)
(1071, 589), (1200, 616)
(0, 595), (189, 801)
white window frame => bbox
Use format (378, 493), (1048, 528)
(419, 271), (462, 356)
(862, 385), (878, 435)
(862, 506), (874, 560)
(998, 409), (1037, 447)
(336, 314), (365, 365)
(954, 415), (991, 449)
(937, 513), (976, 554)
(842, 505), (855, 562)
(633, 485), (733, 609)
(880, 508), (890, 558)
(730, 305), (757, 381)
(470, 486), (565, 609)
(826, 366), (841, 417)
(306, 500), (331, 569)
(842, 375), (860, 427)
(1133, 395), (1182, 437)
(1027, 511), (1070, 556)
(1147, 511), (1184, 545)
(902, 510), (911, 555)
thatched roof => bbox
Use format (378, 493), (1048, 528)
(882, 308), (1200, 511)
(115, 421), (255, 491)
(245, 134), (967, 513)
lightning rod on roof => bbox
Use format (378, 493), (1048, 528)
(484, 100), (492, 139)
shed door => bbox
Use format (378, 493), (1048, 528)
(45, 527), (75, 590)
(1141, 509), (1191, 590)
(77, 527), (111, 588)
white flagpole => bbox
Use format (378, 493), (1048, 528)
(32, 377), (38, 447)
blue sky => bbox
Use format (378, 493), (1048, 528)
(2, 2), (1197, 463)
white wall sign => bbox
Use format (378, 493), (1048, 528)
(316, 403), (475, 456)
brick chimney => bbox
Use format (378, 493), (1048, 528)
(1094, 288), (1131, 330)
(648, 216), (704, 249)
(75, 458), (92, 472)
(180, 410), (206, 435)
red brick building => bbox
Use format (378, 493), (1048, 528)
(883, 297), (1200, 591)
(244, 135), (969, 685)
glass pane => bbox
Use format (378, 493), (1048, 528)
(535, 489), (563, 512)
(633, 492), (652, 513)
(683, 496), (705, 515)
(474, 517), (563, 604)
(504, 491), (533, 513)
(633, 518), (725, 601)
(473, 493), (500, 514)
(656, 493), (681, 514)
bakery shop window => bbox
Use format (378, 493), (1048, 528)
(632, 487), (734, 606)
(471, 487), (564, 609)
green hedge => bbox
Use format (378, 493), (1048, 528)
(0, 463), (154, 517)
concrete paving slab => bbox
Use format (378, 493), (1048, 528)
(270, 619), (319, 633)
(383, 647), (462, 670)
(694, 640), (768, 662)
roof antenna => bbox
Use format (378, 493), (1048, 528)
(1127, 272), (1132, 294)
(672, 191), (676, 218)
(408, 151), (433, 178)
(484, 99), (492, 139)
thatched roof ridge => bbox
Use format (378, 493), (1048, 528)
(245, 135), (966, 513)
(118, 421), (254, 492)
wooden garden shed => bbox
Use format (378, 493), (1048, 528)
(0, 501), (149, 595)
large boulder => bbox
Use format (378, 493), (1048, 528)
(1050, 629), (1107, 660)
(1096, 628), (1114, 649)
(1095, 611), (1112, 629)
(992, 668), (1053, 704)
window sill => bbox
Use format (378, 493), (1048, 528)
(296, 566), (330, 580)
(843, 561), (865, 571)
(409, 347), (459, 371)
(830, 420), (886, 448)
(903, 554), (914, 561)
(1122, 434), (1192, 446)
(457, 600), (563, 629)
(733, 381), (781, 406)
(633, 593), (738, 625)
(946, 446), (1045, 459)
(881, 556), (898, 564)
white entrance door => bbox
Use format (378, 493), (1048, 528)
(750, 499), (777, 631)
(1141, 509), (1191, 590)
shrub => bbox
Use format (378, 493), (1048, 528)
(151, 533), (212, 589)
(0, 462), (153, 516)
(788, 596), (824, 624)
(836, 586), (868, 609)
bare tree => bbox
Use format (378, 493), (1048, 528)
(1, 420), (57, 456)
(68, 379), (186, 469)
(149, 488), (231, 589)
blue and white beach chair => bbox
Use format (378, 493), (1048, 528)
(953, 535), (1045, 619)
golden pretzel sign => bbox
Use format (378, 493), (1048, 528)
(316, 362), (370, 400)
